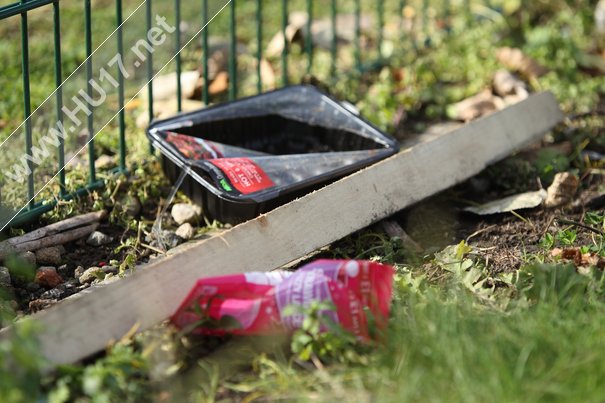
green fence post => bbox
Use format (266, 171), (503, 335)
(146, 0), (154, 125)
(116, 0), (126, 171)
(377, 0), (384, 60)
(20, 0), (34, 209)
(306, 0), (313, 73)
(53, 0), (66, 195)
(256, 0), (262, 93)
(281, 0), (288, 85)
(201, 0), (209, 105)
(175, 0), (182, 112)
(354, 0), (361, 70)
(330, 0), (337, 77)
(85, 0), (96, 184)
(229, 0), (237, 100)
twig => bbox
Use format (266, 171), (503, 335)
(0, 223), (100, 259)
(466, 224), (498, 243)
(140, 243), (166, 255)
(0, 210), (106, 248)
(378, 220), (422, 252)
(556, 218), (605, 236)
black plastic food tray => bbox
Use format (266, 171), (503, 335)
(147, 85), (399, 224)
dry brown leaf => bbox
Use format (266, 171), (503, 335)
(208, 71), (229, 95)
(544, 172), (579, 208)
(260, 59), (276, 90)
(447, 89), (504, 121)
(496, 47), (548, 78)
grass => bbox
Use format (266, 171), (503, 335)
(1, 0), (605, 402)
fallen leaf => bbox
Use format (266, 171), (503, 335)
(464, 189), (547, 215)
(492, 69), (526, 96)
(496, 47), (548, 78)
(446, 89), (504, 121)
(260, 58), (276, 89)
(544, 172), (579, 208)
(208, 71), (229, 95)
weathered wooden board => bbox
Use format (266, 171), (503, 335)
(7, 92), (563, 366)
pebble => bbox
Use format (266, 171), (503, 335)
(18, 251), (37, 266)
(78, 267), (105, 284)
(57, 264), (69, 277)
(95, 154), (116, 170)
(116, 194), (142, 217)
(28, 299), (57, 313)
(86, 231), (113, 246)
(40, 287), (63, 300)
(102, 265), (118, 274)
(171, 203), (201, 225)
(544, 172), (579, 208)
(153, 230), (183, 250)
(34, 267), (64, 289)
(175, 223), (195, 240)
(0, 266), (11, 288)
(74, 266), (85, 279)
(35, 247), (63, 266)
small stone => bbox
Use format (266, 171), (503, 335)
(102, 265), (118, 274)
(78, 267), (104, 284)
(40, 288), (63, 300)
(26, 282), (41, 293)
(95, 154), (116, 170)
(171, 203), (202, 225)
(34, 267), (64, 289)
(35, 247), (63, 266)
(18, 251), (37, 266)
(545, 172), (579, 208)
(175, 223), (195, 240)
(29, 299), (57, 313)
(74, 266), (85, 279)
(0, 267), (11, 288)
(116, 194), (142, 217)
(153, 230), (183, 250)
(57, 264), (69, 277)
(86, 231), (113, 246)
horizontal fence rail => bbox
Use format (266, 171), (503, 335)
(0, 0), (480, 229)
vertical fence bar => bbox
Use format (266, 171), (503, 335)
(422, 0), (429, 47)
(330, 0), (337, 77)
(281, 0), (288, 85)
(377, 0), (384, 60)
(116, 0), (126, 171)
(229, 0), (237, 100)
(53, 1), (66, 196)
(256, 0), (262, 93)
(201, 0), (209, 105)
(305, 0), (313, 73)
(21, 1), (34, 208)
(85, 0), (95, 184)
(354, 0), (361, 70)
(175, 0), (182, 112)
(146, 0), (154, 125)
(443, 0), (451, 31)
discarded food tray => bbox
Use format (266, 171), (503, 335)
(147, 85), (399, 224)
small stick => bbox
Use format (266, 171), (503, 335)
(466, 224), (498, 243)
(378, 220), (422, 252)
(0, 223), (99, 259)
(556, 218), (605, 236)
(0, 210), (106, 248)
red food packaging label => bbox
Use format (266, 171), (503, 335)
(165, 132), (223, 160)
(209, 158), (275, 195)
(171, 260), (395, 340)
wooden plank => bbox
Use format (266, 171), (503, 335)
(9, 92), (563, 366)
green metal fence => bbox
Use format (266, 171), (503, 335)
(0, 0), (476, 229)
